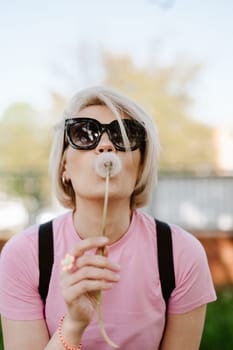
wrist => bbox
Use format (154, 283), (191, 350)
(60, 315), (85, 348)
(64, 314), (88, 334)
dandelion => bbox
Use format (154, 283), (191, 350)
(94, 153), (121, 348)
(95, 153), (122, 178)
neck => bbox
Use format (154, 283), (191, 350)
(73, 198), (132, 244)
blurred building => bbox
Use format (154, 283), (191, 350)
(145, 174), (233, 287)
(147, 175), (233, 232)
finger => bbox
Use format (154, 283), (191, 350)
(76, 254), (120, 272)
(96, 245), (109, 257)
(64, 280), (114, 303)
(74, 266), (120, 283)
(71, 237), (109, 257)
(62, 265), (120, 288)
(61, 254), (77, 273)
(103, 245), (109, 257)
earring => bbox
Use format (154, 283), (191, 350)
(62, 176), (67, 186)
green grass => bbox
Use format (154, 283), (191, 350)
(0, 318), (3, 350)
(200, 287), (233, 350)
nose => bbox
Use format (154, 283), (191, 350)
(95, 132), (115, 153)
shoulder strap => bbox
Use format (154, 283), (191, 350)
(38, 220), (54, 305)
(38, 218), (175, 307)
(155, 219), (175, 308)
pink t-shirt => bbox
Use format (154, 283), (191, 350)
(0, 209), (216, 349)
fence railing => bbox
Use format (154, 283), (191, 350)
(145, 174), (233, 232)
(1, 172), (233, 233)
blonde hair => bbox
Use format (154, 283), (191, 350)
(49, 86), (160, 209)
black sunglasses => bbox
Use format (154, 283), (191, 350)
(64, 117), (146, 151)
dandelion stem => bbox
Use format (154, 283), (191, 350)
(97, 161), (119, 348)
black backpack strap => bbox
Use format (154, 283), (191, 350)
(38, 220), (54, 305)
(38, 218), (174, 308)
(155, 219), (175, 308)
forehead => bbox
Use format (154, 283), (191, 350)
(78, 104), (128, 124)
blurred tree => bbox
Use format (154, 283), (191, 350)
(0, 103), (52, 211)
(49, 92), (68, 124)
(0, 103), (51, 171)
(0, 49), (216, 177)
(0, 95), (70, 207)
(103, 53), (215, 173)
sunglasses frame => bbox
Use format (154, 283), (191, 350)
(64, 117), (146, 151)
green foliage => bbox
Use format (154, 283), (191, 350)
(0, 53), (217, 177)
(0, 103), (53, 208)
(200, 287), (233, 350)
(0, 103), (51, 172)
(103, 53), (215, 172)
(0, 51), (218, 205)
(0, 318), (3, 350)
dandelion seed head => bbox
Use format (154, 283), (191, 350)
(95, 153), (122, 178)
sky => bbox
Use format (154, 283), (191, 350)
(0, 0), (232, 127)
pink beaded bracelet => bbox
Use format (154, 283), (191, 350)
(58, 316), (82, 350)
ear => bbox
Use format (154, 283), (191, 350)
(62, 169), (68, 181)
(61, 150), (70, 181)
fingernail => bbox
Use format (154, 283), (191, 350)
(114, 263), (121, 270)
(103, 283), (113, 289)
(99, 237), (109, 243)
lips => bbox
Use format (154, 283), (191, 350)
(95, 153), (122, 178)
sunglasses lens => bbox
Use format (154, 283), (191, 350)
(69, 120), (99, 149)
(109, 122), (124, 149)
(111, 120), (145, 150)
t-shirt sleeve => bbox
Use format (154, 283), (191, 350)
(0, 227), (44, 320)
(168, 225), (217, 314)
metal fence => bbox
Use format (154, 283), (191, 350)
(1, 172), (233, 233)
(146, 175), (233, 232)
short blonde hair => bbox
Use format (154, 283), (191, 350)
(49, 86), (160, 209)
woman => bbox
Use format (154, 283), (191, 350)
(0, 86), (216, 349)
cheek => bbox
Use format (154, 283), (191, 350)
(65, 149), (89, 178)
(64, 150), (76, 177)
(122, 152), (141, 184)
